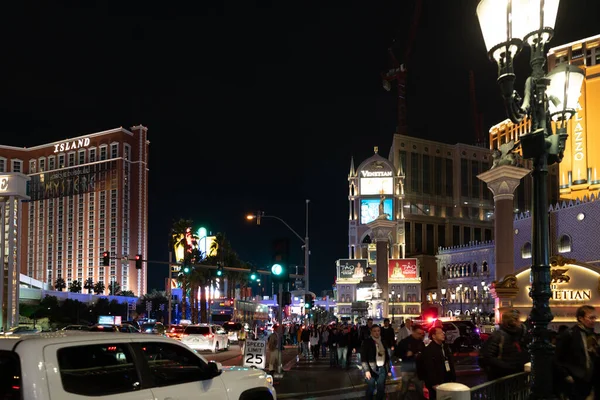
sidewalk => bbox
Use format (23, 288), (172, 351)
(271, 347), (483, 400)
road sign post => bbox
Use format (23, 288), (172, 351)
(242, 339), (266, 370)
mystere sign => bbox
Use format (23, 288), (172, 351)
(243, 339), (266, 369)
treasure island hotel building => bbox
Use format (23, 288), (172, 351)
(0, 125), (149, 297)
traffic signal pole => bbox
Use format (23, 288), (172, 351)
(276, 282), (283, 377)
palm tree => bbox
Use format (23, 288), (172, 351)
(54, 277), (66, 292)
(120, 290), (135, 297)
(69, 280), (82, 293)
(84, 278), (95, 294)
(93, 281), (106, 295)
(108, 281), (121, 295)
(170, 219), (200, 320)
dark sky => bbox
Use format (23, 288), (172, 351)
(1, 1), (598, 295)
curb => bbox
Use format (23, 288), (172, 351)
(277, 377), (403, 400)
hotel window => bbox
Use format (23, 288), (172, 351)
(415, 223), (423, 253)
(410, 152), (420, 193)
(463, 226), (471, 243)
(29, 159), (36, 173)
(437, 225), (446, 249)
(521, 242), (532, 259)
(460, 159), (469, 197)
(11, 159), (22, 173)
(39, 157), (46, 172)
(110, 143), (119, 159)
(422, 155), (431, 194)
(78, 150), (86, 165)
(558, 235), (572, 253)
(471, 161), (480, 199)
(445, 158), (453, 197)
(0, 157), (5, 172)
(434, 156), (443, 195)
(68, 152), (75, 167)
(89, 148), (97, 162)
(48, 156), (55, 170)
(452, 225), (460, 246)
(124, 143), (131, 160)
(58, 154), (65, 168)
(100, 145), (107, 160)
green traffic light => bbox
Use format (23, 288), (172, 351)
(304, 303), (310, 309)
(250, 273), (257, 280)
(271, 263), (283, 276)
(217, 270), (223, 276)
(183, 266), (190, 274)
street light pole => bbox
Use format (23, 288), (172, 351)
(390, 290), (395, 324)
(441, 288), (447, 317)
(477, 1), (584, 397)
(247, 200), (310, 292)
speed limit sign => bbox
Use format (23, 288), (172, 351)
(243, 339), (267, 370)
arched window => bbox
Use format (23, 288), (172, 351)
(442, 266), (446, 276)
(482, 262), (488, 273)
(558, 235), (572, 253)
(467, 263), (472, 275)
(473, 262), (478, 274)
(362, 235), (372, 244)
(521, 242), (532, 259)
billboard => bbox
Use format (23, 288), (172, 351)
(360, 198), (393, 224)
(337, 259), (368, 280)
(360, 177), (393, 195)
(28, 161), (117, 201)
(388, 258), (418, 280)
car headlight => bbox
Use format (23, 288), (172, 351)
(265, 374), (274, 386)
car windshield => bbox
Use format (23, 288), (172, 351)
(185, 326), (211, 335)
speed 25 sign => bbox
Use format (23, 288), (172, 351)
(243, 339), (266, 370)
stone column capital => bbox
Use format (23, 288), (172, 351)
(477, 165), (530, 200)
(367, 219), (396, 242)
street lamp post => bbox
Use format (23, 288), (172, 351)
(390, 290), (395, 324)
(458, 284), (463, 315)
(477, 1), (584, 397)
(247, 199), (310, 292)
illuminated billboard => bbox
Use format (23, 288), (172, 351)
(360, 177), (393, 195)
(388, 258), (418, 280)
(356, 287), (372, 302)
(360, 198), (393, 224)
(337, 259), (368, 279)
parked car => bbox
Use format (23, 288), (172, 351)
(442, 321), (482, 352)
(88, 324), (120, 332)
(61, 325), (90, 331)
(0, 331), (276, 399)
(140, 321), (167, 336)
(3, 326), (41, 335)
(181, 324), (229, 353)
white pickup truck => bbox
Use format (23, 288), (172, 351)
(0, 331), (276, 400)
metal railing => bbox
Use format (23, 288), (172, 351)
(470, 372), (530, 400)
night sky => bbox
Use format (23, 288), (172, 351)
(1, 1), (598, 295)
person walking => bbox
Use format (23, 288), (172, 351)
(420, 326), (456, 399)
(267, 330), (280, 373)
(310, 329), (320, 361)
(380, 318), (396, 363)
(321, 326), (329, 358)
(396, 323), (426, 398)
(301, 325), (311, 360)
(337, 325), (350, 368)
(480, 309), (529, 380)
(360, 324), (391, 400)
(328, 326), (339, 367)
(397, 318), (413, 342)
(556, 305), (598, 400)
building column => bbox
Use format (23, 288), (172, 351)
(478, 165), (529, 323)
(367, 219), (396, 319)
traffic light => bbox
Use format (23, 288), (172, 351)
(216, 263), (224, 277)
(250, 265), (258, 281)
(282, 291), (292, 306)
(304, 294), (313, 309)
(183, 265), (191, 275)
(271, 238), (289, 283)
(102, 251), (110, 266)
(135, 254), (142, 270)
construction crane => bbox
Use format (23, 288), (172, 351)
(382, 0), (423, 136)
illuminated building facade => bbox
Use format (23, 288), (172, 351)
(336, 136), (495, 322)
(0, 126), (149, 297)
(490, 34), (600, 203)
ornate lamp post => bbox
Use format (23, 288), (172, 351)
(440, 288), (447, 317)
(477, 1), (584, 397)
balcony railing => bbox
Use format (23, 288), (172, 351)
(469, 372), (530, 400)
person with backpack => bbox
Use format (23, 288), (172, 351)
(480, 309), (529, 380)
(420, 326), (456, 400)
(360, 324), (392, 400)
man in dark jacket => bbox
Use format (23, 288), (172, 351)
(361, 324), (391, 400)
(556, 305), (598, 400)
(380, 318), (396, 362)
(396, 324), (426, 398)
(421, 326), (456, 399)
(481, 309), (529, 380)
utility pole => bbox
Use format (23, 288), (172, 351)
(276, 282), (284, 377)
(168, 252), (173, 326)
(304, 199), (310, 293)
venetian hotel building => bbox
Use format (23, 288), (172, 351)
(0, 125), (149, 296)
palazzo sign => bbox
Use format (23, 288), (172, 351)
(53, 137), (91, 153)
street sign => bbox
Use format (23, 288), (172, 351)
(242, 339), (266, 370)
(171, 265), (181, 273)
(128, 302), (136, 311)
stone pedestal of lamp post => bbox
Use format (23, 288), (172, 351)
(478, 164), (530, 323)
(367, 218), (396, 318)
